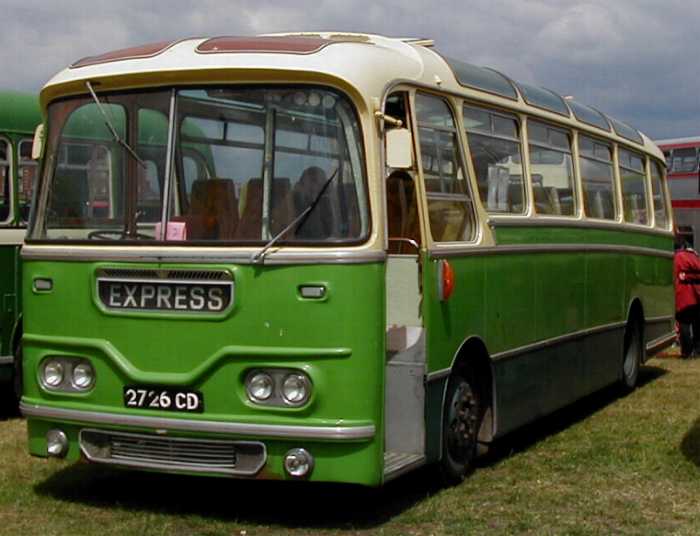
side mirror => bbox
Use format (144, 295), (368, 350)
(386, 128), (413, 169)
(31, 124), (44, 160)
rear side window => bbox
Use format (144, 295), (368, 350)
(579, 135), (615, 220)
(619, 148), (649, 225)
(463, 105), (525, 214)
(416, 93), (476, 242)
(528, 120), (575, 216)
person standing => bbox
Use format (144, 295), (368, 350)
(674, 240), (700, 357)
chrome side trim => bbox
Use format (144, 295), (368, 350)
(488, 216), (674, 237)
(425, 368), (450, 383)
(0, 355), (13, 365)
(646, 315), (674, 325)
(430, 243), (673, 260)
(492, 321), (627, 361)
(646, 332), (676, 355)
(21, 245), (386, 265)
(20, 402), (376, 441)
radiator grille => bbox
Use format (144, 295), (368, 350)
(97, 268), (231, 281)
(80, 429), (265, 476)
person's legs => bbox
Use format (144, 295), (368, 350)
(690, 305), (700, 356)
(677, 308), (695, 358)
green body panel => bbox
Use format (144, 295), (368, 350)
(23, 260), (386, 485)
(0, 92), (41, 370)
(0, 91), (41, 136)
(0, 245), (20, 357)
(422, 225), (674, 443)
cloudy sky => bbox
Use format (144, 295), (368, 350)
(3, 0), (697, 139)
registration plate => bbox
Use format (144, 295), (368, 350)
(124, 386), (204, 413)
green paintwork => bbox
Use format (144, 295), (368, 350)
(22, 260), (387, 485)
(0, 91), (41, 136)
(421, 224), (673, 446)
(0, 91), (41, 362)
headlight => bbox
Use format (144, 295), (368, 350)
(246, 372), (274, 402)
(281, 373), (311, 406)
(43, 360), (64, 388)
(72, 362), (95, 390)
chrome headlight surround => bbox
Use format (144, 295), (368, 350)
(245, 371), (274, 402)
(41, 359), (65, 389)
(39, 356), (96, 393)
(71, 362), (96, 391)
(244, 368), (312, 408)
(281, 373), (311, 406)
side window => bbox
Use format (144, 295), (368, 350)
(463, 105), (525, 214)
(528, 120), (575, 216)
(671, 147), (697, 173)
(0, 139), (9, 222)
(650, 160), (669, 229)
(415, 93), (475, 242)
(619, 148), (649, 225)
(579, 135), (615, 220)
(18, 138), (37, 222)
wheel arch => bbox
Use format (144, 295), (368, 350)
(441, 335), (496, 443)
(625, 297), (646, 359)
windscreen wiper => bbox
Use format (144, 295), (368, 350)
(251, 168), (339, 264)
(85, 81), (146, 169)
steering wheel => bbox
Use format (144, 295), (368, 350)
(87, 230), (153, 240)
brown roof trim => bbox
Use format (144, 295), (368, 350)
(196, 36), (335, 55)
(70, 39), (185, 69)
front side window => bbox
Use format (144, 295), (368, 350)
(416, 93), (475, 242)
(463, 105), (525, 214)
(650, 160), (669, 229)
(0, 139), (9, 222)
(579, 135), (615, 220)
(18, 139), (37, 222)
(619, 148), (649, 225)
(30, 86), (369, 245)
(528, 120), (575, 216)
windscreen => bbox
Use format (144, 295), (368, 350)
(30, 86), (369, 245)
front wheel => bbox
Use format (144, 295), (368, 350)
(621, 320), (643, 390)
(440, 374), (481, 485)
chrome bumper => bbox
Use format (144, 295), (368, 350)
(20, 401), (376, 441)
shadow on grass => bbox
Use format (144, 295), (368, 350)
(477, 364), (667, 467)
(680, 417), (700, 467)
(33, 365), (667, 530)
(34, 462), (443, 530)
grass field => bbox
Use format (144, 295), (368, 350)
(1, 351), (700, 535)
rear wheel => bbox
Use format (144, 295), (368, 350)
(621, 319), (643, 390)
(440, 373), (481, 485)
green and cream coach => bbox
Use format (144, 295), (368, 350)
(21, 33), (673, 486)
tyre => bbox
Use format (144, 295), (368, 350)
(440, 373), (481, 485)
(621, 319), (643, 390)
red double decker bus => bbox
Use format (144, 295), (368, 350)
(656, 136), (700, 243)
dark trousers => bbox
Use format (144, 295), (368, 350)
(677, 305), (700, 357)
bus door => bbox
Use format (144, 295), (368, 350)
(383, 91), (426, 473)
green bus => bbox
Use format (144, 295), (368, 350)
(0, 90), (40, 401)
(21, 34), (674, 486)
